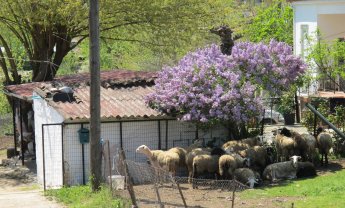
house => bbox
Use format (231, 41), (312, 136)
(292, 0), (345, 95)
(4, 70), (228, 189)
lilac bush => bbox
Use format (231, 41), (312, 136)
(146, 40), (307, 124)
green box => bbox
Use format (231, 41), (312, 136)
(78, 128), (89, 144)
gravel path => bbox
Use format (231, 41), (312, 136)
(0, 160), (64, 208)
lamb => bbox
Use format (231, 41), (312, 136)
(262, 155), (301, 182)
(296, 162), (317, 178)
(233, 168), (258, 188)
(316, 127), (333, 166)
(136, 145), (180, 176)
(274, 133), (295, 162)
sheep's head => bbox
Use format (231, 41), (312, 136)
(247, 177), (258, 189)
(136, 145), (150, 155)
(243, 158), (251, 168)
(290, 155), (301, 168)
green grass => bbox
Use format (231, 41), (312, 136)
(45, 185), (130, 208)
(240, 170), (345, 207)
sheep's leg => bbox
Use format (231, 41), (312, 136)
(325, 153), (328, 166)
(321, 153), (324, 166)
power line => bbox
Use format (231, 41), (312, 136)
(0, 56), (59, 67)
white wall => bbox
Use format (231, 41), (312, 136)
(63, 119), (228, 186)
(33, 93), (64, 188)
(293, 1), (345, 95)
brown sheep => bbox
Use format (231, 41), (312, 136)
(239, 145), (267, 173)
(275, 134), (295, 162)
(185, 148), (210, 183)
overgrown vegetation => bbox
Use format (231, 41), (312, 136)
(240, 168), (345, 208)
(302, 98), (345, 157)
(45, 185), (130, 208)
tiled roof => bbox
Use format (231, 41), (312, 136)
(4, 70), (166, 121)
(4, 70), (157, 101)
(36, 85), (163, 121)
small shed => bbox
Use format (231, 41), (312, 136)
(5, 70), (228, 188)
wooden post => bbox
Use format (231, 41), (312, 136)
(107, 140), (113, 195)
(89, 0), (102, 191)
(153, 184), (164, 208)
(176, 182), (187, 208)
(120, 150), (138, 208)
(231, 186), (237, 208)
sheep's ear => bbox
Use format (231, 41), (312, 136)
(298, 156), (301, 159)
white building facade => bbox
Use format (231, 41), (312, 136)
(292, 0), (345, 95)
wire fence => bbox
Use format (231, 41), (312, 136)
(102, 145), (249, 208)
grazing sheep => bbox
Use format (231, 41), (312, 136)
(262, 155), (301, 182)
(218, 152), (249, 180)
(238, 146), (267, 173)
(280, 128), (309, 161)
(275, 133), (295, 162)
(241, 136), (261, 147)
(234, 168), (258, 188)
(136, 145), (180, 176)
(185, 148), (211, 183)
(223, 142), (250, 154)
(296, 162), (317, 178)
(222, 136), (259, 151)
(169, 147), (187, 168)
(316, 127), (333, 166)
(301, 133), (317, 163)
(218, 154), (237, 179)
(192, 154), (220, 188)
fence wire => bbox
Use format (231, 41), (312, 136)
(103, 146), (249, 208)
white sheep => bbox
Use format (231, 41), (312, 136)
(136, 145), (180, 176)
(262, 155), (301, 182)
(233, 168), (258, 188)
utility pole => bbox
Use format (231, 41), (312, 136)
(89, 0), (101, 191)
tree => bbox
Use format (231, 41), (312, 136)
(0, 0), (226, 83)
(245, 0), (293, 45)
(146, 40), (306, 138)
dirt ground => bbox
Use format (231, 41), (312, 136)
(120, 122), (345, 208)
(0, 136), (63, 208)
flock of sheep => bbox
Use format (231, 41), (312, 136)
(135, 126), (333, 189)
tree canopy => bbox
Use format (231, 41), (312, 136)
(0, 0), (226, 83)
(146, 41), (306, 127)
(245, 0), (293, 45)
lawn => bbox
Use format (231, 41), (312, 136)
(45, 185), (130, 208)
(239, 169), (345, 208)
